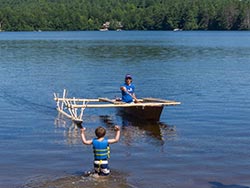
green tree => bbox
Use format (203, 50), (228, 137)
(0, 0), (249, 31)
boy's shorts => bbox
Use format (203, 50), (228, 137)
(93, 160), (110, 176)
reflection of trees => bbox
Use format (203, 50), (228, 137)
(81, 42), (181, 63)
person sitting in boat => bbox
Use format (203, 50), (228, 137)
(80, 125), (120, 177)
(120, 74), (139, 103)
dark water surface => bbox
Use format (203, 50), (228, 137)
(0, 31), (250, 188)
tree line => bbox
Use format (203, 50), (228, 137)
(0, 0), (250, 31)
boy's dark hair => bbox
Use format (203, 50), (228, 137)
(95, 126), (106, 138)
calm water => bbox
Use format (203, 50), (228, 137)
(0, 31), (250, 188)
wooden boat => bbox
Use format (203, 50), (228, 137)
(117, 103), (163, 121)
(54, 89), (180, 124)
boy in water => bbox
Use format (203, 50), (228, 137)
(80, 125), (120, 177)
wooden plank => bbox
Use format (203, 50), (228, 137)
(98, 97), (116, 103)
(57, 108), (83, 122)
(57, 108), (72, 119)
(54, 97), (99, 102)
(70, 101), (180, 108)
(98, 97), (127, 104)
(143, 97), (174, 103)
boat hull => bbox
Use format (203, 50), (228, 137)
(117, 105), (164, 121)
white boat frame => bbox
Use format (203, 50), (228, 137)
(54, 89), (181, 123)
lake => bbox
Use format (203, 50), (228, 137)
(0, 31), (250, 188)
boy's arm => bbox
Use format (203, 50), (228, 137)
(108, 125), (121, 144)
(80, 127), (93, 145)
(131, 93), (139, 103)
(120, 86), (126, 91)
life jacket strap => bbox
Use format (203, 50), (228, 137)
(93, 146), (110, 159)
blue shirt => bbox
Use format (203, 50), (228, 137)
(121, 83), (135, 103)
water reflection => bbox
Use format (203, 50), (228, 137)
(99, 114), (177, 145)
(76, 40), (197, 65)
(54, 113), (81, 145)
(54, 113), (177, 146)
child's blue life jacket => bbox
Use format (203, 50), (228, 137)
(92, 138), (110, 160)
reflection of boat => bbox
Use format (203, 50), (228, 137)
(53, 89), (180, 124)
(99, 115), (176, 142)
